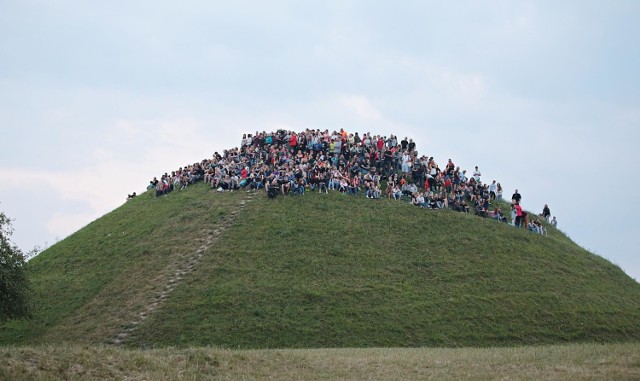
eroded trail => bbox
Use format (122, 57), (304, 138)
(109, 191), (259, 345)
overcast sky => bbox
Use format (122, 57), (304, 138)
(1, 1), (639, 281)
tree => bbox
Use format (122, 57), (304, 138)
(0, 211), (32, 321)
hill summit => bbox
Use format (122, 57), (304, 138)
(2, 129), (639, 348)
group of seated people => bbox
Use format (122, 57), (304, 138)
(146, 128), (554, 234)
(527, 219), (546, 235)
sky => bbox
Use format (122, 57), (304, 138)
(1, 1), (639, 281)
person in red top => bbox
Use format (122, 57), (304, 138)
(289, 133), (297, 153)
(376, 136), (385, 152)
(443, 176), (452, 193)
(514, 203), (523, 227)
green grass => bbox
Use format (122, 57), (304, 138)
(1, 183), (639, 349)
(0, 185), (247, 345)
(1, 343), (639, 380)
(129, 190), (640, 348)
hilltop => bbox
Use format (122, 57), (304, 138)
(1, 182), (639, 348)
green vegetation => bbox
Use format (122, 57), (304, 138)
(1, 183), (639, 349)
(0, 185), (246, 345)
(1, 343), (639, 380)
(0, 212), (32, 321)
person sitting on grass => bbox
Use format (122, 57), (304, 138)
(528, 219), (544, 235)
(386, 182), (394, 199)
(371, 183), (381, 199)
(475, 199), (487, 218)
(280, 172), (291, 195)
(338, 176), (349, 193)
(148, 177), (158, 190)
(459, 199), (470, 213)
(349, 176), (360, 196)
(392, 184), (402, 200)
(291, 178), (305, 196)
(317, 172), (329, 194)
(412, 192), (425, 207)
(210, 168), (222, 189)
(155, 179), (165, 197)
(428, 193), (438, 209)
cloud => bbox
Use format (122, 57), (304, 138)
(1, 117), (236, 247)
(431, 70), (486, 104)
(45, 212), (97, 242)
(339, 95), (381, 120)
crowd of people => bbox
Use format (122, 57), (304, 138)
(144, 129), (556, 234)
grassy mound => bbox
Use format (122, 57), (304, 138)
(1, 183), (639, 348)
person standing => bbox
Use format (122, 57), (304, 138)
(514, 203), (523, 227)
(473, 166), (481, 183)
(400, 137), (409, 151)
(489, 180), (497, 200)
(542, 204), (551, 222)
(512, 189), (522, 204)
(408, 138), (416, 152)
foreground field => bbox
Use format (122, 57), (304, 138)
(1, 343), (639, 380)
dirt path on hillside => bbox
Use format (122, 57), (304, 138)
(108, 190), (259, 345)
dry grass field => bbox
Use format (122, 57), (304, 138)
(1, 343), (639, 380)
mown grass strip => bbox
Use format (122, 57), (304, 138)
(0, 343), (638, 381)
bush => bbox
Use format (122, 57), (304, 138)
(0, 212), (32, 321)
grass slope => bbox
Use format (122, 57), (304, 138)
(0, 185), (247, 345)
(1, 183), (639, 348)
